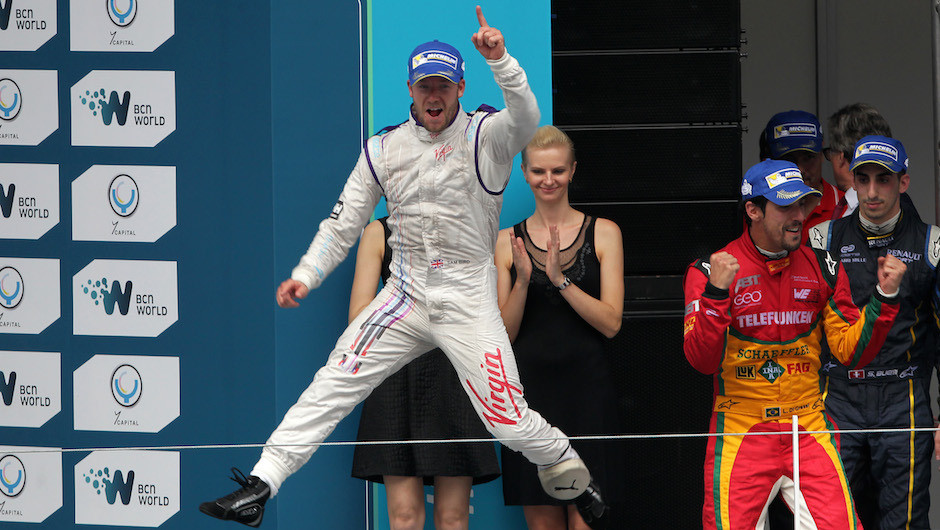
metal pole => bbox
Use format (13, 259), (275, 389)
(933, 0), (940, 225)
(792, 415), (801, 530)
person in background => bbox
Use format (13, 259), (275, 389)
(496, 125), (624, 530)
(347, 216), (500, 530)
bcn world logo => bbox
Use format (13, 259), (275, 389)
(109, 175), (138, 217)
(84, 466), (134, 505)
(0, 78), (22, 121)
(0, 0), (11, 31)
(82, 277), (133, 315)
(107, 0), (137, 28)
(0, 182), (14, 218)
(78, 88), (131, 126)
(0, 370), (15, 406)
(0, 454), (25, 498)
(111, 364), (141, 407)
(0, 266), (24, 309)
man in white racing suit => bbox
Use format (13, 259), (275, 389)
(199, 8), (610, 529)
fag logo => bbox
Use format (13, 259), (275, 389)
(78, 89), (131, 126)
(0, 455), (25, 497)
(0, 0), (11, 31)
(0, 370), (15, 405)
(83, 467), (135, 505)
(0, 182), (14, 218)
(0, 78), (22, 121)
(82, 277), (133, 315)
(107, 0), (137, 27)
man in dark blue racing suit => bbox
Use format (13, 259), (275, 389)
(809, 135), (940, 529)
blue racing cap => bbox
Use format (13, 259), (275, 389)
(850, 135), (908, 174)
(408, 40), (465, 84)
(764, 110), (823, 159)
(741, 159), (822, 206)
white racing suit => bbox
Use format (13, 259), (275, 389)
(252, 51), (581, 495)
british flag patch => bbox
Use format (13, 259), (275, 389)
(430, 259), (444, 269)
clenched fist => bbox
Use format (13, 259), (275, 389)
(877, 254), (907, 296)
(707, 251), (739, 291)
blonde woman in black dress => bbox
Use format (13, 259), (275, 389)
(495, 125), (624, 530)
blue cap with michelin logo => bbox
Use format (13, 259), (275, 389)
(764, 110), (823, 159)
(850, 135), (908, 173)
(741, 159), (822, 206)
(408, 40), (465, 84)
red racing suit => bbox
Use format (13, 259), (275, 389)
(683, 230), (899, 529)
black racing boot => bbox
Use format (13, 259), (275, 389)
(199, 468), (270, 527)
(574, 480), (610, 529)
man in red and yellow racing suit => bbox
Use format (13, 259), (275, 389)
(683, 159), (906, 529)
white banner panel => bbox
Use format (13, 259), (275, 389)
(75, 450), (179, 527)
(70, 0), (174, 52)
(0, 70), (58, 146)
(0, 257), (60, 334)
(70, 70), (176, 147)
(0, 163), (59, 240)
(0, 350), (60, 428)
(72, 165), (176, 242)
(0, 446), (62, 523)
(73, 260), (178, 337)
(0, 0), (57, 51)
(73, 354), (179, 433)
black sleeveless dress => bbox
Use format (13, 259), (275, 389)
(501, 215), (624, 505)
(351, 218), (500, 485)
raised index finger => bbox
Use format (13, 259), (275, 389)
(476, 5), (488, 28)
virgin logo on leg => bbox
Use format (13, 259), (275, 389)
(467, 348), (522, 427)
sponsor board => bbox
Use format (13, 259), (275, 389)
(0, 446), (63, 523)
(0, 0), (57, 51)
(73, 354), (179, 433)
(70, 0), (174, 52)
(0, 70), (58, 146)
(70, 70), (175, 147)
(73, 259), (178, 337)
(0, 258), (60, 334)
(0, 163), (59, 240)
(72, 165), (176, 242)
(0, 350), (60, 428)
(75, 450), (178, 527)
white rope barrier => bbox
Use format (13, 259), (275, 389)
(7, 425), (939, 454)
(792, 415), (801, 530)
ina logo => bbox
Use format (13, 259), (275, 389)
(0, 370), (15, 406)
(109, 175), (138, 217)
(0, 182), (14, 218)
(78, 89), (131, 126)
(0, 266), (24, 309)
(83, 467), (134, 505)
(0, 455), (25, 498)
(758, 359), (785, 384)
(0, 78), (22, 121)
(0, 0), (11, 31)
(82, 277), (133, 315)
(107, 0), (136, 27)
(111, 364), (142, 407)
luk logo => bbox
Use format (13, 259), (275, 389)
(83, 467), (134, 505)
(0, 182), (13, 218)
(111, 364), (141, 407)
(0, 370), (14, 405)
(109, 174), (138, 217)
(0, 0), (10, 31)
(0, 455), (25, 497)
(78, 88), (130, 126)
(107, 0), (137, 27)
(0, 78), (21, 121)
(0, 266), (23, 309)
(82, 277), (133, 315)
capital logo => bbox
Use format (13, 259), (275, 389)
(78, 88), (130, 126)
(107, 0), (136, 27)
(0, 266), (23, 309)
(111, 364), (141, 407)
(82, 277), (133, 315)
(83, 467), (134, 505)
(758, 359), (784, 383)
(0, 370), (14, 405)
(0, 182), (13, 218)
(108, 174), (138, 217)
(0, 78), (21, 121)
(0, 455), (25, 497)
(0, 0), (11, 31)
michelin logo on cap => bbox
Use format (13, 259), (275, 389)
(855, 142), (898, 161)
(774, 123), (818, 139)
(765, 168), (803, 189)
(412, 51), (459, 70)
